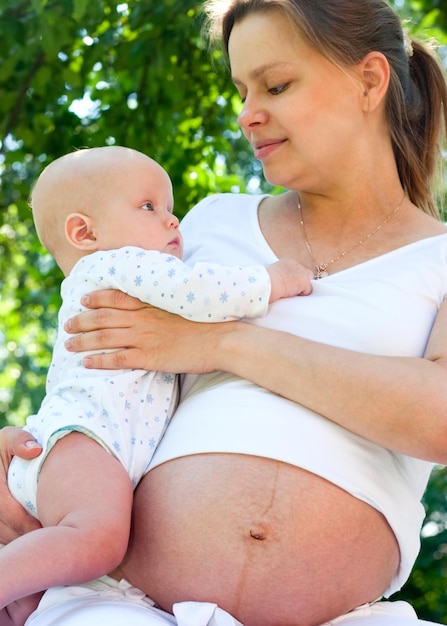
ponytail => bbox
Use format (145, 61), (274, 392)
(204, 0), (447, 218)
(388, 39), (447, 218)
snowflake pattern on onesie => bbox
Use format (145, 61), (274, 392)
(9, 247), (271, 516)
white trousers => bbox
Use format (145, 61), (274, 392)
(25, 577), (443, 626)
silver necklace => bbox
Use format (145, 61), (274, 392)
(297, 193), (405, 279)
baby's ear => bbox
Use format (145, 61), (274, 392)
(65, 213), (98, 250)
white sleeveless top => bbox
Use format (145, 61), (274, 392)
(149, 193), (447, 596)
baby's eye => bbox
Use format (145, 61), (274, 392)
(142, 202), (154, 211)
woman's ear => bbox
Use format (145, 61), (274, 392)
(65, 213), (98, 251)
(359, 51), (390, 112)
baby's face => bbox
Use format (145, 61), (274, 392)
(96, 156), (183, 259)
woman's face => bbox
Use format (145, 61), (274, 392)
(228, 9), (367, 192)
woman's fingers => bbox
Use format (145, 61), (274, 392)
(81, 289), (146, 311)
(64, 290), (150, 335)
(0, 427), (42, 467)
(65, 307), (142, 335)
(64, 305), (170, 368)
(64, 303), (223, 373)
(0, 428), (42, 542)
(80, 348), (150, 371)
(63, 288), (233, 374)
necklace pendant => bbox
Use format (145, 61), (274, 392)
(297, 191), (405, 283)
(315, 264), (329, 279)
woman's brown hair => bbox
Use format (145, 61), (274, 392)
(205, 0), (447, 218)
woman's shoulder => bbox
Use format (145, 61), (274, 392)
(180, 192), (268, 238)
(180, 193), (271, 263)
(408, 204), (447, 235)
(185, 192), (268, 218)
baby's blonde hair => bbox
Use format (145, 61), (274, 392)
(31, 146), (139, 271)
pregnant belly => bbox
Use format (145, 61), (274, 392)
(119, 453), (399, 626)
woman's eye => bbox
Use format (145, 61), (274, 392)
(142, 202), (154, 211)
(269, 84), (288, 95)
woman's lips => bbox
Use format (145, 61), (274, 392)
(253, 139), (286, 160)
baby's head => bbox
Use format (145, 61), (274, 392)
(30, 146), (182, 275)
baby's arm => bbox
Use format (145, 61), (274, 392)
(267, 259), (313, 302)
(0, 433), (133, 613)
(89, 248), (312, 323)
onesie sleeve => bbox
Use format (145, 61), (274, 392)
(77, 247), (271, 322)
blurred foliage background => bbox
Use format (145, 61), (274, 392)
(1, 0), (447, 621)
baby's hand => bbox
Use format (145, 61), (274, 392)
(267, 259), (313, 302)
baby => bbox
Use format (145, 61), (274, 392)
(1, 146), (313, 624)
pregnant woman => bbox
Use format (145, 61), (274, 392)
(1, 1), (447, 625)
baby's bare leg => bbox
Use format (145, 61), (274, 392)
(0, 432), (133, 609)
(0, 593), (43, 626)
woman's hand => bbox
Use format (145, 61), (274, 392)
(64, 290), (447, 463)
(64, 289), (233, 374)
(0, 428), (42, 544)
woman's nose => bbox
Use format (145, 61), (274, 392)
(237, 97), (267, 131)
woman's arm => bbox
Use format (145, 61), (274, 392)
(64, 290), (447, 464)
(223, 300), (447, 463)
